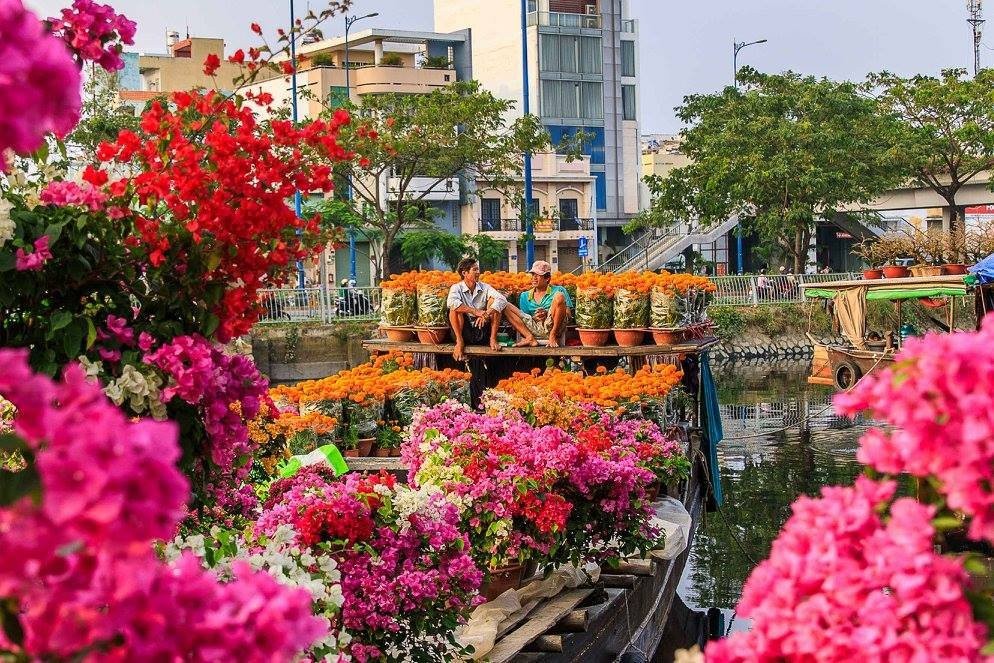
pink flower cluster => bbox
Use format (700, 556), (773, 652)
(14, 235), (52, 271)
(0, 0), (81, 169)
(407, 401), (676, 566)
(0, 349), (325, 660)
(144, 334), (268, 479)
(835, 316), (994, 542)
(257, 469), (482, 661)
(40, 180), (108, 211)
(47, 0), (136, 71)
(705, 478), (990, 662)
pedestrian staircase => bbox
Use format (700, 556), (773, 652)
(597, 216), (740, 273)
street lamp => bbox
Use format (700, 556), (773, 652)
(732, 38), (766, 275)
(344, 11), (378, 284)
(290, 0), (306, 289)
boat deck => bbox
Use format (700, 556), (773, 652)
(362, 337), (720, 358)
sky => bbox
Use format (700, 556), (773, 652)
(27, 0), (983, 134)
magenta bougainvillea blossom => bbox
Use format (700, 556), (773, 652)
(835, 316), (994, 543)
(47, 0), (136, 71)
(705, 478), (990, 662)
(0, 349), (325, 660)
(40, 180), (108, 211)
(0, 0), (81, 168)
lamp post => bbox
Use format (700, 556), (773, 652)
(732, 38), (766, 274)
(520, 0), (535, 269)
(343, 11), (378, 284)
(289, 0), (307, 289)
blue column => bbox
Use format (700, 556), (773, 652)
(736, 223), (744, 275)
(521, 0), (535, 269)
(290, 0), (306, 289)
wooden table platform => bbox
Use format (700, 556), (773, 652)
(363, 336), (719, 358)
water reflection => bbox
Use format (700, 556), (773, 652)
(678, 361), (871, 631)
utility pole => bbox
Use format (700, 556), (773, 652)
(732, 38), (767, 274)
(968, 0), (984, 76)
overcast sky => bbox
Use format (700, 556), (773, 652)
(27, 0), (983, 133)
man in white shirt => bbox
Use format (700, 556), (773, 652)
(447, 258), (536, 361)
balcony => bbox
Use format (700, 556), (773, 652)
(528, 11), (602, 29)
(621, 19), (636, 33)
(478, 217), (594, 233)
(387, 176), (460, 202)
(351, 65), (455, 95)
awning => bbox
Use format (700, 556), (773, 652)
(802, 274), (974, 300)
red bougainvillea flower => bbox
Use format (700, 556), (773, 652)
(203, 53), (220, 75)
(93, 90), (354, 340)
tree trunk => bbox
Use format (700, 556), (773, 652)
(949, 203), (966, 262)
(793, 226), (805, 274)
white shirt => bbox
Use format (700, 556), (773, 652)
(446, 280), (507, 312)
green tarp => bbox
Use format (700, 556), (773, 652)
(805, 285), (970, 300)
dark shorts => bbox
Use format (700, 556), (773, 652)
(460, 316), (493, 345)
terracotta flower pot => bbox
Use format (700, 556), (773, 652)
(613, 328), (646, 347)
(382, 326), (415, 342)
(480, 563), (525, 602)
(374, 446), (392, 458)
(416, 327), (450, 344)
(577, 328), (612, 347)
(862, 269), (883, 280)
(343, 448), (359, 458)
(357, 438), (375, 456)
(390, 447), (402, 457)
(910, 265), (943, 277)
(651, 328), (684, 346)
(942, 263), (968, 275)
(882, 265), (910, 278)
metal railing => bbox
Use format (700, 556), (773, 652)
(710, 272), (860, 306)
(478, 218), (594, 232)
(528, 11), (602, 29)
(258, 286), (381, 324)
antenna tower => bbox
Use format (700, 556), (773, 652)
(968, 0), (984, 75)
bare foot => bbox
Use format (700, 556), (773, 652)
(453, 342), (465, 362)
(490, 339), (501, 352)
(514, 336), (538, 348)
(548, 337), (560, 348)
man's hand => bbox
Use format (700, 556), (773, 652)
(453, 341), (466, 362)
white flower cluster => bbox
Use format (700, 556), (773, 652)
(0, 197), (13, 248)
(166, 524), (350, 659)
(79, 356), (168, 420)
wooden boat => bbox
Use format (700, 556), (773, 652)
(801, 275), (973, 390)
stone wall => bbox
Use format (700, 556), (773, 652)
(710, 332), (843, 362)
(250, 323), (376, 383)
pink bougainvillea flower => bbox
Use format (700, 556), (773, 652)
(14, 235), (53, 271)
(0, 0), (81, 168)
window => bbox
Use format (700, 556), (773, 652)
(559, 199), (579, 230)
(481, 198), (501, 231)
(542, 81), (603, 120)
(328, 86), (349, 108)
(622, 85), (636, 120)
(621, 40), (636, 77)
(540, 35), (601, 74)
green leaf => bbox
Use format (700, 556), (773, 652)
(202, 313), (220, 338)
(0, 600), (24, 648)
(85, 318), (97, 350)
(0, 251), (14, 272)
(62, 319), (85, 358)
(50, 311), (73, 332)
(932, 515), (963, 531)
(0, 465), (41, 506)
(43, 222), (65, 244)
(0, 434), (26, 454)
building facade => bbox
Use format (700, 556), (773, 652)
(435, 0), (642, 267)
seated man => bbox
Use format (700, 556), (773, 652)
(447, 257), (536, 361)
(509, 260), (572, 348)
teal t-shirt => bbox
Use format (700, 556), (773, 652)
(518, 285), (573, 316)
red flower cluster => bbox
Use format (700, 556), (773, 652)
(518, 492), (573, 534)
(295, 501), (375, 547)
(93, 90), (354, 340)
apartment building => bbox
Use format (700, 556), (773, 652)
(435, 0), (642, 269)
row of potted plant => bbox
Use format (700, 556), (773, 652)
(853, 232), (975, 279)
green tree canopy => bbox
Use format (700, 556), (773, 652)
(641, 67), (905, 273)
(869, 68), (994, 245)
(323, 80), (551, 280)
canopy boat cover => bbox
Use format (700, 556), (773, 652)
(800, 274), (975, 349)
(969, 253), (994, 285)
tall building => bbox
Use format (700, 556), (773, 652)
(435, 0), (642, 264)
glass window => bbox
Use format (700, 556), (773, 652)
(481, 198), (501, 231)
(579, 37), (602, 74)
(540, 34), (559, 71)
(622, 84), (636, 120)
(580, 82), (603, 119)
(621, 41), (636, 77)
(328, 86), (349, 108)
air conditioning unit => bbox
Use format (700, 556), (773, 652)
(585, 4), (597, 14)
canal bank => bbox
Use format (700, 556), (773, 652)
(676, 360), (869, 637)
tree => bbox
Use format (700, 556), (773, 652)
(397, 228), (465, 270)
(325, 80), (551, 280)
(640, 68), (905, 273)
(869, 68), (994, 249)
(67, 64), (144, 167)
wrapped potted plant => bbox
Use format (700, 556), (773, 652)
(573, 273), (614, 346)
(612, 271), (652, 346)
(379, 272), (417, 341)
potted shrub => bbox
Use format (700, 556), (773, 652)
(379, 53), (404, 67)
(422, 55), (451, 69)
(875, 235), (913, 278)
(853, 239), (884, 279)
(310, 52), (335, 68)
(941, 233), (969, 274)
(907, 232), (944, 277)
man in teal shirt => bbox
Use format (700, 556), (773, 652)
(514, 260), (572, 347)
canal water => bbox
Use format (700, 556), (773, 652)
(677, 360), (872, 635)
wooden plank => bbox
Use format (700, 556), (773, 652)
(559, 609), (590, 632)
(495, 599), (542, 639)
(604, 559), (655, 576)
(362, 337), (719, 358)
(598, 574), (638, 588)
(531, 635), (564, 652)
(487, 589), (593, 663)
